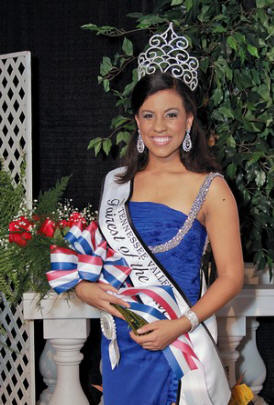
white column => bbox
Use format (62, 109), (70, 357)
(237, 318), (266, 395)
(37, 340), (57, 405)
(43, 318), (90, 405)
(49, 338), (88, 405)
(217, 316), (246, 386)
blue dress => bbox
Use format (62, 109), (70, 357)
(101, 201), (207, 405)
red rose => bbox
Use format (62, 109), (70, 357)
(58, 219), (70, 229)
(9, 216), (33, 247)
(68, 212), (86, 229)
(39, 218), (56, 237)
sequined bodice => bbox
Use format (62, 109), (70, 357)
(128, 201), (206, 305)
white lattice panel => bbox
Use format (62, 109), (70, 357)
(0, 51), (35, 405)
(0, 51), (32, 208)
(0, 296), (35, 405)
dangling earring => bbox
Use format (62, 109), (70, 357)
(182, 129), (192, 152)
(137, 129), (145, 153)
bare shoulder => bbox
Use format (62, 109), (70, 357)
(204, 175), (238, 216)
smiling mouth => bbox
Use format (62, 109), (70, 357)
(151, 136), (171, 146)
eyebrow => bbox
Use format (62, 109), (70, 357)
(140, 107), (180, 113)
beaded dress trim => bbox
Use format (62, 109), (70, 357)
(148, 172), (223, 254)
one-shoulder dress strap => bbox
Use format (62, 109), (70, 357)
(149, 172), (223, 254)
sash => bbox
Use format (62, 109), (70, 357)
(98, 167), (231, 405)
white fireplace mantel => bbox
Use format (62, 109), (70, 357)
(23, 285), (274, 405)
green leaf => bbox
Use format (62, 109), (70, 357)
(100, 56), (113, 76)
(103, 79), (110, 92)
(234, 70), (252, 90)
(132, 68), (138, 83)
(126, 12), (143, 19)
(211, 88), (223, 106)
(266, 47), (274, 62)
(116, 131), (131, 145)
(227, 36), (237, 51)
(122, 37), (133, 56)
(255, 169), (266, 187)
(247, 151), (264, 166)
(225, 66), (233, 81)
(247, 44), (259, 58)
(199, 58), (209, 73)
(214, 57), (233, 81)
(120, 145), (128, 157)
(36, 176), (70, 218)
(226, 135), (236, 148)
(219, 106), (235, 119)
(212, 25), (226, 33)
(233, 32), (246, 43)
(238, 48), (246, 64)
(81, 24), (121, 36)
(185, 0), (193, 11)
(171, 0), (183, 5)
(88, 137), (102, 151)
(198, 5), (210, 22)
(255, 84), (271, 102)
(81, 23), (99, 31)
(111, 115), (129, 129)
(256, 0), (273, 7)
(226, 163), (237, 178)
(102, 139), (112, 155)
(94, 139), (102, 156)
(136, 15), (166, 29)
(123, 81), (136, 97)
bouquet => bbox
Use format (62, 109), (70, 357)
(0, 168), (97, 303)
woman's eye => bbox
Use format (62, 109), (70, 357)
(166, 111), (178, 118)
(143, 113), (153, 119)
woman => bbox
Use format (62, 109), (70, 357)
(75, 71), (244, 404)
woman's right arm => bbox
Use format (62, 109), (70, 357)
(75, 281), (130, 318)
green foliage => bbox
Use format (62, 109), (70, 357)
(0, 166), (26, 301)
(82, 0), (273, 273)
(0, 164), (25, 239)
(0, 167), (70, 304)
(35, 176), (70, 220)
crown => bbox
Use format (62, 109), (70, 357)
(137, 23), (199, 91)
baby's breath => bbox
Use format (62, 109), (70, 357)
(0, 168), (97, 304)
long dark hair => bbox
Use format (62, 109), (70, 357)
(117, 71), (220, 183)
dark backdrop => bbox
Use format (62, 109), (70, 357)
(1, 1), (273, 404)
(1, 0), (153, 209)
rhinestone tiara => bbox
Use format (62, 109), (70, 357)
(137, 23), (199, 91)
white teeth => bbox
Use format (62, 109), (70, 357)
(152, 137), (170, 145)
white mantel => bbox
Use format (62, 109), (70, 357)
(23, 284), (274, 405)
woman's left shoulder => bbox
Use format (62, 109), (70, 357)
(204, 172), (238, 212)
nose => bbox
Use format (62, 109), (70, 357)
(153, 116), (166, 133)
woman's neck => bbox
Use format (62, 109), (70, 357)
(145, 154), (187, 174)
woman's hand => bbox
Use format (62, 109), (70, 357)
(129, 317), (190, 351)
(75, 281), (130, 319)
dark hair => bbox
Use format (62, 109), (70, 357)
(117, 71), (221, 183)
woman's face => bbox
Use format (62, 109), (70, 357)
(135, 88), (193, 162)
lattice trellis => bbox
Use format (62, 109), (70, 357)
(0, 51), (32, 207)
(0, 296), (35, 405)
(0, 51), (35, 405)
